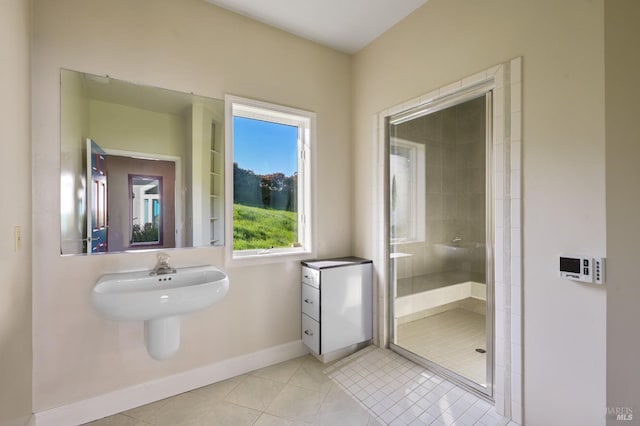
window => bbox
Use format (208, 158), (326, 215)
(226, 96), (314, 260)
(389, 139), (425, 243)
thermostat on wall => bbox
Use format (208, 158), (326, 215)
(559, 255), (605, 284)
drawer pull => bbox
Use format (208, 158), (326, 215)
(304, 330), (314, 336)
(304, 298), (313, 304)
(304, 275), (311, 279)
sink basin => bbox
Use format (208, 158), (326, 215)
(91, 265), (229, 359)
(92, 265), (229, 321)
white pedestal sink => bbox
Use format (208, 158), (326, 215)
(145, 316), (181, 360)
(91, 265), (229, 360)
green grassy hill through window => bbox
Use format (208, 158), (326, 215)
(233, 204), (297, 250)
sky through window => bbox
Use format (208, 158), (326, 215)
(233, 116), (298, 176)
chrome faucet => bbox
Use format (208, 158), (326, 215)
(452, 236), (463, 245)
(150, 253), (176, 276)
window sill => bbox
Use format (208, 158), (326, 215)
(226, 248), (313, 268)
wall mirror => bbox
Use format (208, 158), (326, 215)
(60, 69), (225, 255)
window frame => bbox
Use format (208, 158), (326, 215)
(389, 138), (426, 244)
(224, 95), (315, 265)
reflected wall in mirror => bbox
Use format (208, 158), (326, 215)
(61, 70), (225, 255)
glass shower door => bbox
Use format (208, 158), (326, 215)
(388, 91), (493, 396)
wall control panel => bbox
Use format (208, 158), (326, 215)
(559, 255), (605, 284)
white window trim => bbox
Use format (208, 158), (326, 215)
(224, 95), (316, 266)
(389, 138), (425, 244)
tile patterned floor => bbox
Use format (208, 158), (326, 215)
(324, 347), (515, 426)
(396, 309), (486, 385)
(86, 347), (517, 426)
(85, 354), (374, 426)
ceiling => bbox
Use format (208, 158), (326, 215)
(205, 0), (428, 54)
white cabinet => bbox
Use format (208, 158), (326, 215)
(301, 257), (373, 356)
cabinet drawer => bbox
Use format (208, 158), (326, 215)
(302, 313), (320, 354)
(301, 283), (320, 321)
(302, 266), (319, 288)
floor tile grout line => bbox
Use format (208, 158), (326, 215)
(323, 347), (510, 426)
(87, 348), (512, 426)
(119, 412), (156, 426)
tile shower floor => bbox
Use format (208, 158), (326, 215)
(325, 347), (513, 426)
(87, 347), (515, 426)
(396, 309), (487, 385)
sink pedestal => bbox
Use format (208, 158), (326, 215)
(145, 316), (181, 360)
(92, 264), (229, 360)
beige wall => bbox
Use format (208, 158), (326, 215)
(0, 0), (32, 424)
(352, 1), (606, 424)
(89, 101), (187, 158)
(605, 1), (640, 424)
(32, 0), (351, 411)
(60, 70), (90, 254)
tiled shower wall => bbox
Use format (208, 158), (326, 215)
(392, 98), (486, 280)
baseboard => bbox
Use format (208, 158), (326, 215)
(34, 340), (308, 426)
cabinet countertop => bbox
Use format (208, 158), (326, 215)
(301, 256), (372, 270)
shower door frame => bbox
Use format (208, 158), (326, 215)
(386, 82), (495, 399)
